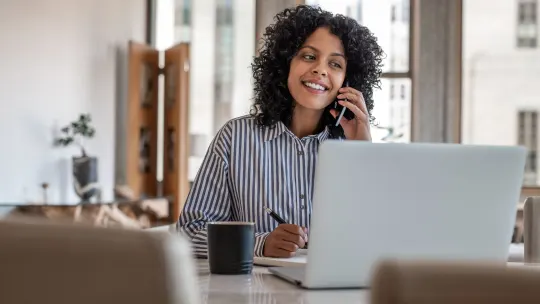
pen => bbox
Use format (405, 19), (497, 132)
(264, 206), (308, 249)
(264, 206), (286, 224)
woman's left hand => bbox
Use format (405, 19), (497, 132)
(329, 87), (372, 141)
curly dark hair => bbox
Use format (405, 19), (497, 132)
(250, 5), (384, 134)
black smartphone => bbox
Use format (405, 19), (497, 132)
(333, 80), (355, 126)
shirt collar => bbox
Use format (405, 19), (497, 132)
(316, 127), (331, 141)
(263, 121), (331, 142)
(263, 121), (288, 142)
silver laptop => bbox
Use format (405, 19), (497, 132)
(269, 141), (526, 289)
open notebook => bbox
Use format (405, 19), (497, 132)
(253, 249), (308, 267)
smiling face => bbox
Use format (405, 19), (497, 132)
(287, 27), (347, 113)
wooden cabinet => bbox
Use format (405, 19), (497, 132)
(125, 41), (190, 222)
(163, 44), (191, 222)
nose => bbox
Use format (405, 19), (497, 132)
(312, 62), (328, 76)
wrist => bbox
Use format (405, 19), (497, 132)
(254, 232), (271, 257)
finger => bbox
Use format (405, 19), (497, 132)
(338, 100), (367, 122)
(357, 92), (368, 115)
(337, 92), (368, 115)
(280, 224), (305, 236)
(336, 92), (358, 102)
(276, 240), (299, 253)
(338, 87), (367, 110)
(269, 247), (296, 258)
(281, 232), (306, 248)
(339, 86), (361, 96)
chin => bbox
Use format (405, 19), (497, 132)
(296, 100), (331, 111)
(295, 94), (330, 109)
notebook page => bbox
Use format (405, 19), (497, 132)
(253, 249), (307, 267)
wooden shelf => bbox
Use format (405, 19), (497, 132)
(124, 40), (190, 223)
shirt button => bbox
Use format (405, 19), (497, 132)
(298, 151), (304, 156)
(300, 205), (306, 209)
(300, 194), (305, 199)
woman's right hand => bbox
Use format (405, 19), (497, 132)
(263, 224), (308, 257)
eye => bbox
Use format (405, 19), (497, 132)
(302, 54), (315, 61)
(330, 62), (342, 69)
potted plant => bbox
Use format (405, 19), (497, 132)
(55, 114), (99, 203)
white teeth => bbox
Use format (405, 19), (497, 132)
(304, 82), (326, 91)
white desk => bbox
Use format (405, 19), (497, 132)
(195, 245), (529, 304)
(149, 226), (529, 303)
(196, 260), (369, 304)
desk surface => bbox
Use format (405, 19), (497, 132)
(158, 225), (527, 303)
(196, 260), (369, 304)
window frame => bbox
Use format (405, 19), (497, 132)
(516, 0), (538, 48)
(518, 110), (539, 185)
(297, 0), (415, 143)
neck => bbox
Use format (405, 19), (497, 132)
(290, 106), (324, 138)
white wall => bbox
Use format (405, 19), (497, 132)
(463, 0), (540, 186)
(462, 0), (518, 57)
(462, 0), (540, 145)
(0, 0), (146, 203)
(464, 53), (540, 146)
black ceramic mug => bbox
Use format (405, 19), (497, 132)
(207, 221), (255, 274)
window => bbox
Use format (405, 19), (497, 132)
(154, 0), (256, 181)
(174, 0), (191, 26)
(306, 0), (412, 143)
(357, 0), (363, 24)
(517, 0), (538, 48)
(346, 6), (353, 17)
(214, 0), (234, 133)
(401, 1), (409, 23)
(518, 111), (538, 184)
(372, 78), (410, 143)
(463, 0), (540, 187)
(174, 0), (191, 43)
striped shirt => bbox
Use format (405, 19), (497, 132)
(177, 115), (332, 257)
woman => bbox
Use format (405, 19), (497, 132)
(177, 5), (383, 258)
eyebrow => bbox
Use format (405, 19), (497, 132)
(300, 45), (346, 59)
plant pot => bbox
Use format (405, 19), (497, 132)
(72, 156), (99, 203)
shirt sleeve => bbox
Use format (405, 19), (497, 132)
(254, 232), (271, 257)
(176, 123), (272, 258)
(177, 146), (231, 257)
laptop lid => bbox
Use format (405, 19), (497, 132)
(303, 141), (526, 288)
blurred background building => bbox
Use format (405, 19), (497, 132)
(462, 0), (540, 186)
